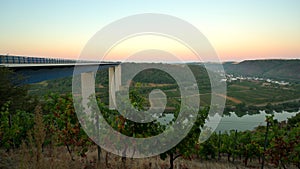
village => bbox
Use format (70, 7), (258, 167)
(222, 74), (290, 86)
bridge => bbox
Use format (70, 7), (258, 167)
(0, 54), (77, 65)
(0, 54), (120, 82)
(0, 55), (121, 109)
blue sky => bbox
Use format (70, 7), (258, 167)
(0, 0), (299, 61)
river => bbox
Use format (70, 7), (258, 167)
(157, 110), (299, 132)
(215, 110), (299, 132)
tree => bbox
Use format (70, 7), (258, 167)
(198, 133), (217, 160)
(0, 67), (36, 150)
(0, 102), (34, 150)
(0, 67), (33, 111)
(160, 107), (209, 169)
(43, 93), (92, 160)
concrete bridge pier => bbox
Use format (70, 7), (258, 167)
(109, 65), (121, 110)
(79, 65), (121, 112)
(80, 71), (96, 114)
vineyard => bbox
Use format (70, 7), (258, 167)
(1, 67), (300, 169)
(1, 92), (300, 169)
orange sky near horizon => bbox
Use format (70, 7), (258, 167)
(0, 1), (299, 62)
(1, 30), (299, 62)
(2, 31), (300, 62)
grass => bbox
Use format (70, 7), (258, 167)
(2, 147), (276, 169)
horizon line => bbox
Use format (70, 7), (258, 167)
(1, 53), (299, 63)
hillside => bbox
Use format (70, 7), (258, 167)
(223, 59), (300, 82)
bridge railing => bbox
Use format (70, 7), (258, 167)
(0, 55), (78, 64)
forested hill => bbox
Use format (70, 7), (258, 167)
(223, 59), (300, 82)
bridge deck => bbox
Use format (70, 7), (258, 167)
(0, 62), (118, 68)
(0, 55), (78, 64)
(0, 55), (119, 68)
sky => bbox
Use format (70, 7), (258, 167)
(0, 0), (299, 62)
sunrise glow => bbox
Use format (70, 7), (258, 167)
(0, 0), (299, 62)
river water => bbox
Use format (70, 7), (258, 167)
(215, 110), (299, 132)
(157, 110), (299, 132)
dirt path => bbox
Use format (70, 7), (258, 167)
(216, 93), (242, 104)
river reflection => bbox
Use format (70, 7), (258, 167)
(157, 110), (299, 133)
(215, 110), (299, 132)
